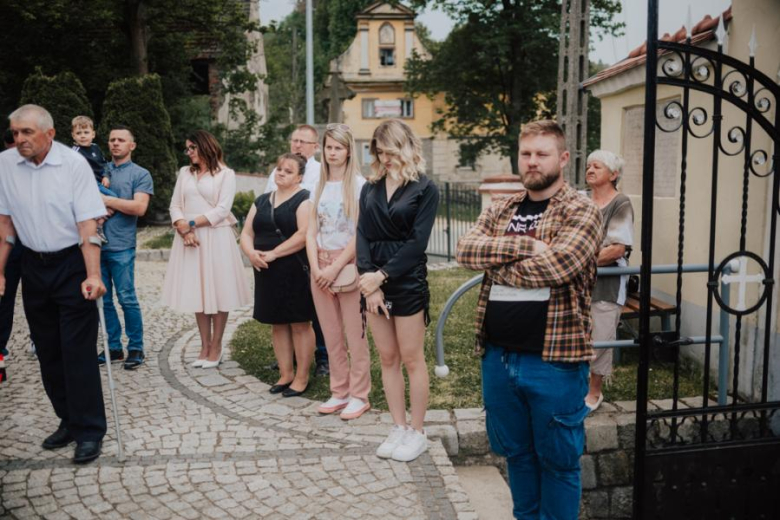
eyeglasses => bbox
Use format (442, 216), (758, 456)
(184, 145), (198, 154)
(291, 139), (317, 145)
(326, 123), (351, 132)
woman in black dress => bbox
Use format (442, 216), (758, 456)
(357, 119), (439, 462)
(240, 153), (315, 397)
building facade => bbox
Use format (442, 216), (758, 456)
(583, 0), (780, 402)
(326, 1), (509, 181)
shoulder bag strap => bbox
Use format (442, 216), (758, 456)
(270, 192), (309, 275)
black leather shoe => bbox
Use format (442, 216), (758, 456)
(42, 427), (74, 450)
(124, 350), (145, 370)
(314, 361), (330, 377)
(97, 349), (124, 366)
(269, 382), (292, 394)
(73, 440), (102, 464)
(282, 383), (309, 398)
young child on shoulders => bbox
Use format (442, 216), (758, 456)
(71, 115), (116, 242)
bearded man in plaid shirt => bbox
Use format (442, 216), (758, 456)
(457, 120), (602, 520)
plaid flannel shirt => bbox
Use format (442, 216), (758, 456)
(456, 182), (603, 362)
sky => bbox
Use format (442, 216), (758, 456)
(259, 0), (733, 66)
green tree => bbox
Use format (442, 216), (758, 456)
(0, 0), (259, 137)
(99, 74), (178, 220)
(314, 0), (376, 59)
(405, 0), (623, 174)
(19, 69), (94, 144)
(587, 60), (608, 154)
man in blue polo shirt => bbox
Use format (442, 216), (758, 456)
(98, 125), (153, 370)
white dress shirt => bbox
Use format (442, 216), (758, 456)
(0, 141), (106, 252)
(264, 156), (321, 194)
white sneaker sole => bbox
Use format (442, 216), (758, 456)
(391, 441), (428, 462)
(318, 402), (349, 414)
(340, 403), (370, 420)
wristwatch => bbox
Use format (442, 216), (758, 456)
(188, 220), (196, 232)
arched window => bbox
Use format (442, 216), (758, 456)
(379, 23), (395, 45)
(379, 22), (395, 67)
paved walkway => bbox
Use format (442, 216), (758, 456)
(0, 261), (477, 520)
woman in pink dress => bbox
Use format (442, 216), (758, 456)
(162, 130), (251, 369)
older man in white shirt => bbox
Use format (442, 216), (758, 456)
(0, 104), (108, 464)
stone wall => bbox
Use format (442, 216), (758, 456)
(444, 402), (639, 519)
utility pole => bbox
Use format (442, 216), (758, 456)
(292, 28), (298, 123)
(557, 0), (590, 187)
(306, 0), (314, 125)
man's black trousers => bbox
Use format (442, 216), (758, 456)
(21, 246), (107, 443)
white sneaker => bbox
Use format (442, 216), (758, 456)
(340, 398), (370, 420)
(376, 425), (408, 459)
(391, 428), (428, 462)
(318, 396), (350, 414)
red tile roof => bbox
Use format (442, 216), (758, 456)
(583, 6), (732, 88)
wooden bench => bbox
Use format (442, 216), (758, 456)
(620, 293), (678, 335)
(613, 293), (678, 361)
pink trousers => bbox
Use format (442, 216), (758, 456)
(310, 249), (371, 401)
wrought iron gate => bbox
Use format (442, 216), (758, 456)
(634, 1), (780, 518)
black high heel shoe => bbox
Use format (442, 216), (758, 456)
(282, 383), (309, 398)
(269, 381), (292, 394)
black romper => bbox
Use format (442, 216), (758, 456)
(252, 190), (315, 324)
(356, 174), (439, 318)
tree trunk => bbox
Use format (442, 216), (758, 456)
(125, 0), (149, 75)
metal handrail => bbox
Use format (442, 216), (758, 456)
(434, 261), (738, 404)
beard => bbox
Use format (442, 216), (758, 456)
(521, 168), (561, 191)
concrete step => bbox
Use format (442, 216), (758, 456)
(455, 465), (514, 520)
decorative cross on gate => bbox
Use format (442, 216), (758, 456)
(721, 256), (765, 311)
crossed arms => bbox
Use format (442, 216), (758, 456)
(457, 199), (602, 288)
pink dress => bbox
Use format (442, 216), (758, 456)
(162, 166), (251, 314)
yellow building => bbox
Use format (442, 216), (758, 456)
(584, 0), (780, 400)
(327, 1), (509, 180)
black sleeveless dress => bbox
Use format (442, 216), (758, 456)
(252, 190), (314, 324)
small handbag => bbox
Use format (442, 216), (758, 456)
(331, 264), (358, 293)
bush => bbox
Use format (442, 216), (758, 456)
(232, 190), (256, 224)
(19, 69), (93, 145)
(99, 74), (178, 221)
(213, 100), (291, 174)
(168, 95), (213, 165)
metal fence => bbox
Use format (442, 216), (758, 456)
(427, 181), (482, 262)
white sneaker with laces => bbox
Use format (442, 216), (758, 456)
(391, 428), (428, 462)
(318, 396), (350, 414)
(376, 425), (408, 459)
(340, 397), (370, 420)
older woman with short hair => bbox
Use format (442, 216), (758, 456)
(585, 150), (634, 411)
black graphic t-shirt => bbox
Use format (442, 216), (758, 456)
(484, 197), (550, 352)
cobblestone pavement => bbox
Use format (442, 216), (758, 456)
(0, 261), (477, 519)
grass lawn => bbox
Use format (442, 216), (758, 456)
(231, 268), (707, 410)
(143, 230), (174, 249)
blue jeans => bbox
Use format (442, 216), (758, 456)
(101, 249), (143, 353)
(482, 343), (589, 520)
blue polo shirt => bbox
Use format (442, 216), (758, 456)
(103, 160), (154, 252)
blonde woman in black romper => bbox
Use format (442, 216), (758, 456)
(356, 119), (439, 462)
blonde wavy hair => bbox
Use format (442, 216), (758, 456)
(313, 124), (362, 229)
(368, 119), (426, 184)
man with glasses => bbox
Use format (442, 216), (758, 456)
(264, 124), (321, 193)
(264, 124), (330, 376)
(97, 125), (154, 370)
